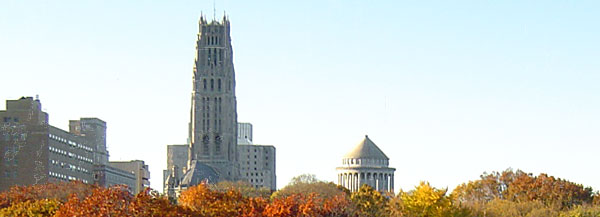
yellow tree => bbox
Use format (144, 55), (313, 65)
(0, 198), (61, 216)
(392, 181), (468, 217)
(351, 184), (387, 217)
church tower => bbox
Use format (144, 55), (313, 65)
(188, 14), (239, 181)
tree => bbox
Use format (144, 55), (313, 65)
(351, 184), (387, 217)
(391, 181), (468, 217)
(0, 198), (61, 217)
(479, 199), (559, 217)
(272, 174), (345, 200)
(210, 180), (272, 198)
(54, 185), (133, 217)
(130, 188), (193, 217)
(451, 169), (594, 211)
(178, 183), (264, 216)
(289, 174), (319, 185)
(0, 181), (95, 209)
(264, 192), (355, 217)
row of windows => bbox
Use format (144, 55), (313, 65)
(205, 35), (221, 46)
(249, 179), (264, 183)
(2, 117), (19, 123)
(343, 158), (388, 165)
(49, 146), (93, 163)
(244, 148), (270, 155)
(245, 172), (264, 177)
(50, 159), (90, 173)
(2, 133), (26, 142)
(49, 134), (93, 152)
(3, 171), (17, 178)
(200, 135), (223, 155)
(202, 78), (223, 92)
(49, 171), (89, 183)
(206, 48), (223, 66)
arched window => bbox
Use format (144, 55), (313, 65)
(218, 79), (222, 91)
(215, 135), (221, 154)
(210, 79), (214, 91)
(203, 79), (207, 90)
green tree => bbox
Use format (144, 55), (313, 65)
(451, 169), (594, 211)
(272, 174), (346, 200)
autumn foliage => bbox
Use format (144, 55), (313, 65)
(0, 169), (599, 217)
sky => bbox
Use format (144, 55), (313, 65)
(1, 0), (599, 192)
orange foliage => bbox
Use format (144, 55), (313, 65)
(179, 183), (265, 216)
(54, 185), (133, 217)
(130, 188), (194, 217)
(0, 181), (95, 209)
(264, 192), (355, 217)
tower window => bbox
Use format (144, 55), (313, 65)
(202, 135), (209, 155)
(203, 79), (207, 90)
(215, 136), (221, 154)
(218, 79), (221, 91)
(210, 79), (214, 91)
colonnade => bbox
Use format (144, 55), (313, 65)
(337, 171), (394, 192)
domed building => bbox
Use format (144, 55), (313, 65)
(336, 135), (395, 193)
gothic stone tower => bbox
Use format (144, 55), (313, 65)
(188, 15), (239, 181)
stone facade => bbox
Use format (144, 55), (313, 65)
(94, 164), (136, 192)
(237, 122), (253, 145)
(336, 135), (395, 193)
(166, 144), (188, 178)
(110, 160), (150, 194)
(69, 118), (109, 165)
(0, 97), (95, 191)
(164, 15), (278, 197)
(238, 144), (276, 191)
(187, 14), (239, 182)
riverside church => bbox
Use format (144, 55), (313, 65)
(163, 14), (276, 197)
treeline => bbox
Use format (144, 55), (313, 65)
(1, 169), (599, 216)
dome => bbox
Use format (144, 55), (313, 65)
(343, 135), (389, 160)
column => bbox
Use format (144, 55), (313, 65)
(383, 174), (388, 191)
(346, 173), (350, 190)
(354, 172), (360, 191)
(373, 173), (378, 191)
(359, 172), (364, 189)
(380, 173), (384, 191)
(351, 173), (354, 192)
(391, 174), (394, 192)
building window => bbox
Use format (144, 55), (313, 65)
(210, 79), (214, 91)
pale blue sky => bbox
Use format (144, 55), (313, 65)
(1, 0), (599, 192)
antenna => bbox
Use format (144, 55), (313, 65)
(213, 0), (216, 21)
